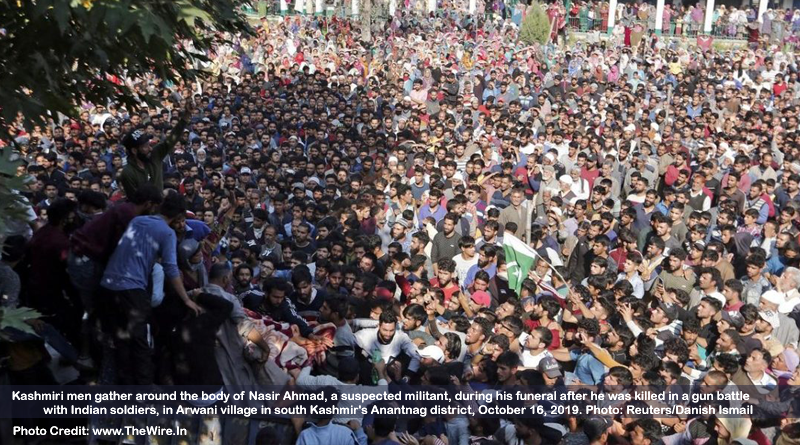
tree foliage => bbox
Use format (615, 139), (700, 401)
(0, 0), (251, 131)
(519, 2), (550, 46)
(0, 148), (31, 237)
(0, 307), (43, 341)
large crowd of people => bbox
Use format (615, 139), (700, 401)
(2, 3), (800, 445)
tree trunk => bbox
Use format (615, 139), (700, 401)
(361, 0), (372, 41)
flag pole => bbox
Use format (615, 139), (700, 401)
(525, 197), (532, 246)
(504, 232), (569, 290)
(528, 246), (568, 288)
(521, 197), (563, 285)
(537, 253), (569, 290)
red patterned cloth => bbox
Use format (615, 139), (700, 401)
(244, 309), (335, 369)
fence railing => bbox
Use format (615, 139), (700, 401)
(564, 12), (609, 33)
(243, 1), (766, 42)
(564, 13), (756, 40)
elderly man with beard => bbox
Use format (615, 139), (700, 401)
(119, 101), (191, 198)
(759, 290), (799, 348)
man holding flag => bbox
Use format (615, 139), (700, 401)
(503, 232), (539, 296)
(503, 232), (564, 296)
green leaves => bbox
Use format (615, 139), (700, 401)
(519, 2), (551, 46)
(176, 0), (212, 27)
(0, 307), (43, 338)
(138, 10), (157, 43)
(0, 146), (23, 177)
(53, 0), (71, 33)
(0, 0), (252, 242)
(0, 148), (35, 239)
(0, 0), (251, 129)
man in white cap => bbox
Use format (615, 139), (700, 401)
(444, 172), (465, 201)
(418, 345), (445, 367)
(557, 175), (576, 202)
(754, 309), (782, 354)
(759, 290), (799, 348)
(569, 168), (591, 200)
(777, 267), (800, 316)
(305, 176), (322, 191)
(391, 219), (412, 253)
(535, 164), (559, 207)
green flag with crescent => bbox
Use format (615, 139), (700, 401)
(502, 233), (538, 295)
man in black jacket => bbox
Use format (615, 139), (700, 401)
(443, 71), (460, 107)
(565, 221), (592, 285)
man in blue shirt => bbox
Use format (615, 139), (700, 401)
(555, 318), (606, 385)
(101, 192), (201, 385)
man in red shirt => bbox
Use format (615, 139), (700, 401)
(430, 258), (461, 304)
(774, 74), (788, 96)
(580, 153), (600, 188)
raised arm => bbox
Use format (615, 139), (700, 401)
(153, 101), (193, 161)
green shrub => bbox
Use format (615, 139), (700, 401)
(519, 2), (551, 45)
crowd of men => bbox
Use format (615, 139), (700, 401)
(2, 4), (800, 445)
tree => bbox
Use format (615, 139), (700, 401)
(0, 1), (250, 331)
(0, 307), (43, 340)
(0, 145), (43, 341)
(0, 149), (31, 238)
(0, 0), (251, 134)
(519, 2), (550, 46)
(361, 0), (372, 42)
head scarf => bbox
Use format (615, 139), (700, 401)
(716, 417), (752, 445)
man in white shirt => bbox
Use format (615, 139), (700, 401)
(777, 267), (800, 314)
(354, 311), (421, 372)
(761, 60), (779, 85)
(617, 253), (645, 299)
(519, 327), (554, 369)
(453, 236), (479, 285)
(732, 348), (777, 399)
